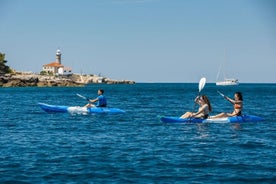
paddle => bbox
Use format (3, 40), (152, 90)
(217, 91), (235, 104)
(198, 77), (206, 94)
(192, 77), (206, 112)
(217, 90), (225, 98)
(217, 90), (233, 104)
(76, 93), (91, 102)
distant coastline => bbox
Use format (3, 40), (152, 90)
(0, 71), (135, 87)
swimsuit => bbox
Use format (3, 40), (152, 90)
(234, 103), (242, 116)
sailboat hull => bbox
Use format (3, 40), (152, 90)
(216, 79), (239, 86)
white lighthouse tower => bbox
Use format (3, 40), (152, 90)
(56, 49), (61, 64)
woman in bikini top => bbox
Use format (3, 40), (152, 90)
(180, 95), (212, 119)
(211, 92), (243, 119)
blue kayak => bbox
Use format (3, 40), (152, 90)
(160, 115), (264, 123)
(38, 103), (125, 114)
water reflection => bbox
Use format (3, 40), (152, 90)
(196, 123), (210, 139)
(231, 123), (242, 131)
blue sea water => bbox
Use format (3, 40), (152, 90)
(0, 83), (275, 183)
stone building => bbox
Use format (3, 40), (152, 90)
(42, 50), (72, 75)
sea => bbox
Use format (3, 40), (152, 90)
(0, 83), (275, 183)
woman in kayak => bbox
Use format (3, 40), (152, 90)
(211, 92), (243, 119)
(180, 95), (212, 119)
(85, 89), (107, 108)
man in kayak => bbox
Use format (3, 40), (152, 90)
(85, 89), (107, 108)
(211, 92), (243, 119)
(180, 95), (212, 119)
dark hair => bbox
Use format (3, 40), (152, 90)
(99, 89), (104, 94)
(235, 92), (243, 101)
(201, 95), (212, 112)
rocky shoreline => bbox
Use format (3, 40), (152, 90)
(0, 72), (135, 87)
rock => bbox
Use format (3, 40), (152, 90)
(0, 72), (135, 87)
(67, 74), (135, 84)
(0, 73), (83, 87)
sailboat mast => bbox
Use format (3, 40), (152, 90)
(223, 49), (227, 80)
(216, 63), (222, 81)
(216, 49), (239, 86)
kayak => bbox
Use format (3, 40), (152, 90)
(160, 115), (264, 123)
(38, 103), (125, 114)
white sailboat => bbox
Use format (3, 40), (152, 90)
(216, 78), (239, 86)
(216, 52), (239, 86)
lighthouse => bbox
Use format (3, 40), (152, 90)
(42, 49), (72, 75)
(56, 49), (61, 64)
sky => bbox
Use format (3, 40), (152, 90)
(0, 0), (275, 83)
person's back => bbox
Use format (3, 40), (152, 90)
(197, 104), (210, 119)
(199, 103), (210, 118)
(96, 94), (107, 107)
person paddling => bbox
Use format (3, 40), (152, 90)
(180, 95), (212, 119)
(84, 89), (107, 108)
(211, 91), (243, 119)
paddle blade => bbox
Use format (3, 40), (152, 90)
(198, 77), (206, 93)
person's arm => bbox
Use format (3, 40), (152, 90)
(89, 97), (98, 103)
(224, 96), (235, 104)
(194, 96), (200, 104)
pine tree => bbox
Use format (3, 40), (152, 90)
(0, 52), (12, 74)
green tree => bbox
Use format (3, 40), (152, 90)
(0, 52), (12, 74)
